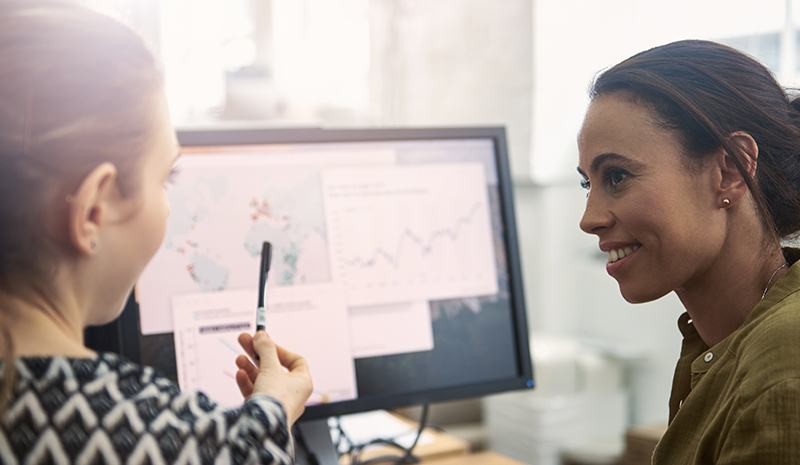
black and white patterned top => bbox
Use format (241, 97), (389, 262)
(0, 353), (293, 464)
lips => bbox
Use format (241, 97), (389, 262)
(599, 241), (642, 277)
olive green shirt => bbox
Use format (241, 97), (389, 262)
(652, 261), (800, 464)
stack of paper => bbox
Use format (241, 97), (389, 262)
(483, 334), (628, 465)
(485, 391), (626, 465)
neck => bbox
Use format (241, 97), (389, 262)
(676, 245), (786, 347)
(0, 288), (94, 359)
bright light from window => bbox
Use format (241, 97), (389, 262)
(531, 0), (790, 183)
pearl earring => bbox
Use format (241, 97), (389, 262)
(722, 198), (731, 207)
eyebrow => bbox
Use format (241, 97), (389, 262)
(576, 152), (642, 177)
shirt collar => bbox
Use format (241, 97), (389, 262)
(675, 314), (718, 376)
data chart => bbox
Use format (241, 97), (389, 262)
(323, 163), (498, 306)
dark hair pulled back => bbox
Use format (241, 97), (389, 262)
(591, 39), (800, 240)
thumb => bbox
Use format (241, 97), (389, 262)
(252, 331), (280, 371)
(276, 345), (310, 374)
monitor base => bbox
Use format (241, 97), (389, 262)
(296, 419), (339, 465)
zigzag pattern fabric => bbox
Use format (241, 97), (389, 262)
(0, 353), (293, 464)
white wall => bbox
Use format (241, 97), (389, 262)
(367, 0), (534, 179)
(530, 0), (786, 182)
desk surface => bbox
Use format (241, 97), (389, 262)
(339, 423), (469, 465)
(339, 415), (525, 465)
(424, 451), (526, 465)
(342, 449), (524, 465)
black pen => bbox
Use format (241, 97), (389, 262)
(256, 241), (272, 332)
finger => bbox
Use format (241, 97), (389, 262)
(235, 354), (259, 382)
(252, 331), (280, 370)
(236, 369), (254, 398)
(276, 345), (310, 374)
(237, 333), (257, 362)
(235, 354), (258, 379)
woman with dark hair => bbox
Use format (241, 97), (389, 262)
(0, 2), (311, 463)
(578, 40), (800, 463)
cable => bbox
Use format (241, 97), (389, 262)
(346, 404), (429, 465)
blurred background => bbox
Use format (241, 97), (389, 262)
(80, 0), (800, 463)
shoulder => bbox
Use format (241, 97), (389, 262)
(3, 354), (292, 464)
(7, 353), (199, 420)
(6, 353), (230, 429)
(732, 296), (800, 395)
(739, 292), (800, 359)
(718, 378), (800, 461)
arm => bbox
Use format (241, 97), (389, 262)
(166, 390), (294, 464)
(95, 361), (301, 464)
(124, 331), (310, 465)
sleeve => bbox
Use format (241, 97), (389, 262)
(223, 394), (294, 464)
(131, 371), (294, 465)
(174, 390), (293, 465)
(717, 378), (800, 465)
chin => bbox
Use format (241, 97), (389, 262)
(618, 284), (670, 304)
(109, 294), (132, 323)
(87, 292), (132, 327)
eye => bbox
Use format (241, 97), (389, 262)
(165, 166), (181, 186)
(579, 178), (590, 190)
(603, 167), (631, 191)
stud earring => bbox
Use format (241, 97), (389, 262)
(90, 240), (97, 251)
(722, 198), (731, 207)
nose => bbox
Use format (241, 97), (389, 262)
(579, 191), (614, 236)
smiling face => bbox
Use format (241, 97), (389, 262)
(577, 93), (728, 303)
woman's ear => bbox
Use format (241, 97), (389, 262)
(65, 162), (119, 255)
(715, 131), (758, 207)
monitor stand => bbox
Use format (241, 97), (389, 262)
(295, 419), (339, 465)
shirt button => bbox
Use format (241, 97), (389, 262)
(704, 352), (714, 363)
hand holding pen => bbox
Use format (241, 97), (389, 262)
(233, 240), (313, 426)
(234, 330), (312, 425)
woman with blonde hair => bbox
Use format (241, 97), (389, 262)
(0, 2), (312, 463)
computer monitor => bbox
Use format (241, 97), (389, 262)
(91, 126), (533, 463)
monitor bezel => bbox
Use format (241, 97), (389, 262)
(110, 126), (533, 421)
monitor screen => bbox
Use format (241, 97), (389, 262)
(112, 127), (532, 421)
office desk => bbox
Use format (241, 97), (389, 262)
(342, 447), (524, 465)
(340, 420), (525, 465)
(340, 425), (466, 464)
(424, 451), (526, 465)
